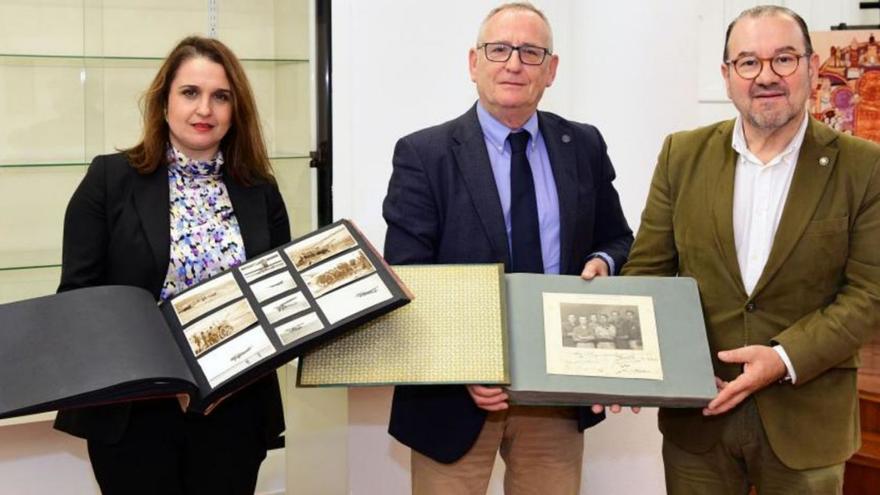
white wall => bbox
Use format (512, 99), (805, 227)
(2, 2), (876, 494)
(330, 1), (873, 494)
(332, 1), (696, 493)
(333, 0), (578, 245)
(0, 421), (97, 495)
(0, 416), (288, 495)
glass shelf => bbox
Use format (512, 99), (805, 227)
(0, 53), (308, 64)
(0, 162), (89, 169)
(0, 0), (314, 305)
(0, 155), (310, 169)
(0, 261), (61, 272)
(0, 167), (86, 271)
(0, 0), (310, 61)
(0, 412), (56, 428)
(0, 61), (311, 165)
(0, 158), (312, 273)
(0, 266), (61, 304)
(0, 250), (64, 272)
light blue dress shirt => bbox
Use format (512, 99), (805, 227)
(475, 103), (614, 275)
(476, 103), (561, 274)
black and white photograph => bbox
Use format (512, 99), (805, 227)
(542, 293), (663, 380)
(558, 303), (643, 350)
(171, 272), (243, 326)
(183, 298), (258, 357)
(301, 249), (376, 298)
(197, 327), (276, 388)
(239, 251), (287, 283)
(283, 223), (358, 271)
(250, 271), (297, 303)
(262, 291), (310, 324)
(275, 312), (325, 346)
(317, 273), (393, 324)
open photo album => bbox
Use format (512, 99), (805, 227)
(298, 265), (717, 408)
(0, 220), (412, 419)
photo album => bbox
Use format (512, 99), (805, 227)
(0, 220), (411, 419)
(299, 265), (717, 408)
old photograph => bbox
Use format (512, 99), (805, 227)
(558, 303), (643, 350)
(250, 271), (297, 303)
(262, 291), (310, 324)
(183, 298), (258, 357)
(198, 327), (276, 388)
(172, 273), (244, 326)
(283, 223), (358, 271)
(543, 293), (663, 381)
(239, 251), (287, 283)
(275, 312), (325, 346)
(317, 273), (393, 324)
(301, 248), (376, 298)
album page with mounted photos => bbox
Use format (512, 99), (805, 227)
(0, 220), (412, 420)
(504, 274), (716, 408)
(298, 265), (716, 408)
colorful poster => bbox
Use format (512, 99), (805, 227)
(811, 30), (880, 142)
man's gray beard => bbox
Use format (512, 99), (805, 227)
(747, 103), (798, 130)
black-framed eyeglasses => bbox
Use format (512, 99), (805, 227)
(725, 52), (809, 79)
(478, 42), (551, 65)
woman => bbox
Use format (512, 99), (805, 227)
(54, 36), (289, 494)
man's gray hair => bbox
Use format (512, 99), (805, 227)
(477, 2), (554, 52)
(723, 5), (813, 61)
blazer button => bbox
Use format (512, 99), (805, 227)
(745, 302), (756, 312)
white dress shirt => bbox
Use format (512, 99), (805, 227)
(730, 113), (809, 383)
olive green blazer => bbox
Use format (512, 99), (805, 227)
(622, 118), (880, 469)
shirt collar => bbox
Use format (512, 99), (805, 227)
(167, 143), (224, 178)
(476, 102), (540, 153)
(731, 111), (809, 167)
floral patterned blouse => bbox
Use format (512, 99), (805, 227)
(159, 145), (246, 301)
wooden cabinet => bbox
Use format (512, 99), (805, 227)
(844, 337), (880, 494)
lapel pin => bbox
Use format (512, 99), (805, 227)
(561, 134), (571, 143)
(819, 156), (830, 167)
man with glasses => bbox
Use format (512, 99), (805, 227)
(622, 5), (880, 493)
(382, 2), (632, 493)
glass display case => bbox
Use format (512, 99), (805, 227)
(0, 0), (316, 429)
(0, 0), (316, 305)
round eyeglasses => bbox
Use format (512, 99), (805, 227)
(726, 52), (808, 79)
(478, 42), (551, 66)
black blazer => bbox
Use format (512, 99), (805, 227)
(382, 105), (634, 463)
(53, 152), (290, 445)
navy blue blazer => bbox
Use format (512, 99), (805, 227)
(53, 152), (289, 446)
(382, 104), (634, 463)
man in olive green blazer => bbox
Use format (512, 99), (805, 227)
(622, 5), (880, 494)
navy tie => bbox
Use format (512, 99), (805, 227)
(508, 131), (544, 273)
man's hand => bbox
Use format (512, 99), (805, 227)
(467, 384), (509, 411)
(591, 404), (641, 414)
(703, 345), (787, 416)
(580, 257), (609, 280)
